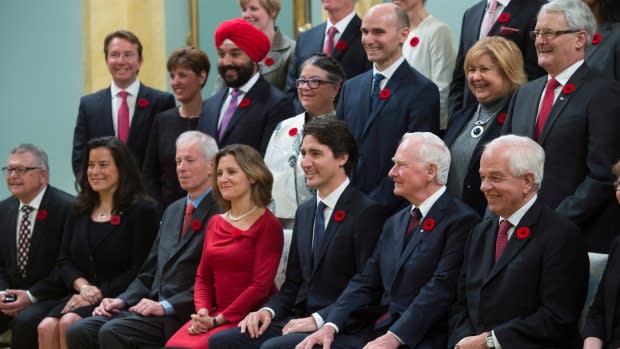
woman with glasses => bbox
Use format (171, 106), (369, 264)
(35, 137), (159, 349)
(581, 0), (620, 80)
(263, 53), (345, 228)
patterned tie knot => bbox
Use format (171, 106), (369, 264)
(21, 205), (34, 216)
(231, 89), (241, 99)
(411, 208), (422, 221)
(119, 91), (129, 100)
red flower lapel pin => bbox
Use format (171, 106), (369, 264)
(36, 209), (48, 221)
(498, 13), (510, 24)
(110, 215), (121, 226)
(333, 210), (346, 222)
(497, 112), (507, 125)
(191, 220), (202, 232)
(592, 32), (602, 45)
(335, 40), (347, 52)
(515, 226), (531, 240)
(409, 36), (420, 47)
(562, 83), (575, 95)
(239, 98), (251, 108)
(288, 127), (298, 137)
(422, 218), (436, 232)
(137, 98), (150, 109)
(263, 57), (274, 66)
(379, 88), (391, 101)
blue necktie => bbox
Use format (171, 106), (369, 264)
(312, 201), (327, 267)
(371, 73), (385, 111)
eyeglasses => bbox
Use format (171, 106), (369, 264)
(295, 78), (333, 89)
(529, 29), (581, 40)
(2, 167), (41, 176)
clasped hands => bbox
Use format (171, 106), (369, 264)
(0, 289), (32, 316)
(61, 285), (102, 313)
(238, 309), (318, 339)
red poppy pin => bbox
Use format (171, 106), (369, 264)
(515, 226), (531, 240)
(239, 98), (251, 108)
(592, 32), (602, 45)
(498, 13), (510, 24)
(110, 215), (121, 226)
(562, 83), (575, 95)
(191, 220), (202, 232)
(36, 209), (48, 221)
(264, 57), (274, 66)
(288, 127), (298, 137)
(379, 88), (391, 100)
(409, 36), (420, 47)
(335, 40), (347, 52)
(422, 218), (436, 232)
(497, 112), (507, 125)
(137, 98), (150, 109)
(333, 210), (346, 222)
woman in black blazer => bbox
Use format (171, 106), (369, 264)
(36, 137), (158, 349)
(583, 0), (620, 80)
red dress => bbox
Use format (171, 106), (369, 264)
(165, 210), (283, 348)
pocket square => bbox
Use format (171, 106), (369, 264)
(499, 26), (520, 35)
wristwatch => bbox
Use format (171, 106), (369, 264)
(486, 333), (496, 348)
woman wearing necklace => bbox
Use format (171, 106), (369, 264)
(36, 137), (159, 349)
(444, 37), (526, 216)
(165, 144), (283, 349)
(143, 47), (210, 213)
(264, 53), (345, 228)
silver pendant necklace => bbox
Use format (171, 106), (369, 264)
(470, 104), (503, 138)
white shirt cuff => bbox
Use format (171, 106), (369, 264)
(311, 312), (324, 328)
(325, 322), (339, 334)
(492, 330), (502, 349)
(388, 331), (405, 344)
(26, 290), (37, 304)
(260, 307), (275, 318)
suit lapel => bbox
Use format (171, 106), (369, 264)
(27, 189), (52, 270)
(6, 199), (19, 273)
(586, 23), (612, 61)
(519, 78), (546, 138)
(332, 16), (361, 61)
(361, 62), (408, 137)
(297, 199), (316, 281)
(100, 88), (115, 135)
(220, 77), (267, 142)
(128, 84), (149, 142)
(470, 1), (486, 40)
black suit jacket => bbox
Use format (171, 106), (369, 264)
(337, 61), (439, 215)
(0, 186), (74, 295)
(585, 21), (620, 81)
(71, 83), (175, 176)
(449, 199), (589, 349)
(326, 192), (480, 348)
(198, 75), (295, 156)
(448, 0), (546, 117)
(117, 193), (220, 337)
(285, 15), (371, 112)
(503, 64), (620, 252)
(264, 185), (385, 327)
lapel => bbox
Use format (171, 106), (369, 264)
(220, 76), (267, 142)
(296, 198), (317, 281)
(128, 83), (149, 141)
(539, 65), (589, 144)
(488, 0), (525, 36)
(444, 104), (478, 146)
(204, 91), (228, 138)
(160, 201), (188, 263)
(6, 198), (19, 272)
(484, 200), (542, 285)
(469, 1), (486, 40)
(586, 22), (612, 61)
(382, 207), (414, 288)
(170, 193), (216, 259)
(27, 188), (52, 269)
(465, 101), (509, 175)
(518, 78), (546, 137)
(332, 15), (361, 61)
(99, 88), (115, 135)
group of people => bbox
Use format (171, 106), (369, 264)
(1, 0), (620, 348)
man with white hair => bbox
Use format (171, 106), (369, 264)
(449, 134), (589, 349)
(297, 132), (479, 349)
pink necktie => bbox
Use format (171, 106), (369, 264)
(118, 91), (130, 143)
(480, 0), (498, 38)
(495, 219), (512, 262)
(218, 89), (241, 141)
(180, 203), (195, 239)
(535, 78), (560, 141)
(323, 27), (338, 56)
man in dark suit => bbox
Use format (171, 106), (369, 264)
(337, 3), (439, 216)
(72, 30), (175, 178)
(199, 19), (295, 156)
(285, 0), (371, 112)
(448, 0), (546, 117)
(0, 144), (74, 349)
(502, 0), (620, 253)
(66, 131), (221, 349)
(449, 134), (589, 349)
(297, 132), (480, 349)
(208, 118), (385, 349)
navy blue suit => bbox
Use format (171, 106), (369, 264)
(199, 75), (295, 156)
(337, 61), (439, 215)
(71, 83), (175, 177)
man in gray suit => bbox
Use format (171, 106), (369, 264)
(66, 131), (221, 348)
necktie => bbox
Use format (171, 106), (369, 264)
(180, 203), (195, 240)
(370, 73), (385, 112)
(495, 219), (512, 262)
(534, 78), (560, 141)
(118, 91), (130, 143)
(218, 89), (241, 141)
(18, 205), (34, 278)
(312, 201), (327, 267)
(480, 0), (498, 38)
(404, 208), (422, 247)
(323, 26), (338, 56)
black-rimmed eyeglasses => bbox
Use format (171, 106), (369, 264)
(295, 78), (333, 89)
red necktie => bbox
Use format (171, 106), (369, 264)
(495, 219), (512, 262)
(218, 89), (241, 141)
(180, 203), (195, 240)
(535, 78), (560, 141)
(405, 208), (422, 244)
(480, 0), (498, 38)
(323, 27), (338, 56)
(118, 91), (130, 143)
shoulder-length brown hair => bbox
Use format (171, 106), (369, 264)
(212, 144), (273, 211)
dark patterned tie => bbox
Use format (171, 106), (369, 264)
(323, 26), (338, 56)
(495, 219), (512, 262)
(180, 203), (195, 240)
(404, 208), (422, 249)
(18, 205), (34, 278)
(312, 201), (327, 267)
(370, 73), (385, 112)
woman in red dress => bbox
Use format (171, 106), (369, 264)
(165, 144), (283, 348)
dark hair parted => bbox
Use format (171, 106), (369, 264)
(104, 30), (143, 59)
(302, 118), (358, 175)
(74, 137), (150, 215)
(212, 144), (273, 211)
(300, 52), (346, 104)
(167, 47), (211, 88)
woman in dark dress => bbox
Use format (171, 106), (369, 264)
(36, 137), (158, 349)
(443, 36), (526, 216)
(142, 47), (211, 212)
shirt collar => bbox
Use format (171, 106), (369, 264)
(326, 10), (356, 35)
(316, 178), (350, 210)
(411, 186), (446, 218)
(187, 187), (212, 208)
(373, 56), (405, 81)
(19, 185), (47, 210)
(496, 0), (510, 8)
(500, 194), (538, 227)
(111, 79), (140, 97)
(551, 59), (584, 86)
(228, 71), (260, 95)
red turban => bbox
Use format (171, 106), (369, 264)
(214, 18), (271, 63)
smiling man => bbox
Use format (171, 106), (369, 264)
(336, 3), (439, 216)
(502, 0), (620, 253)
(72, 30), (175, 178)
